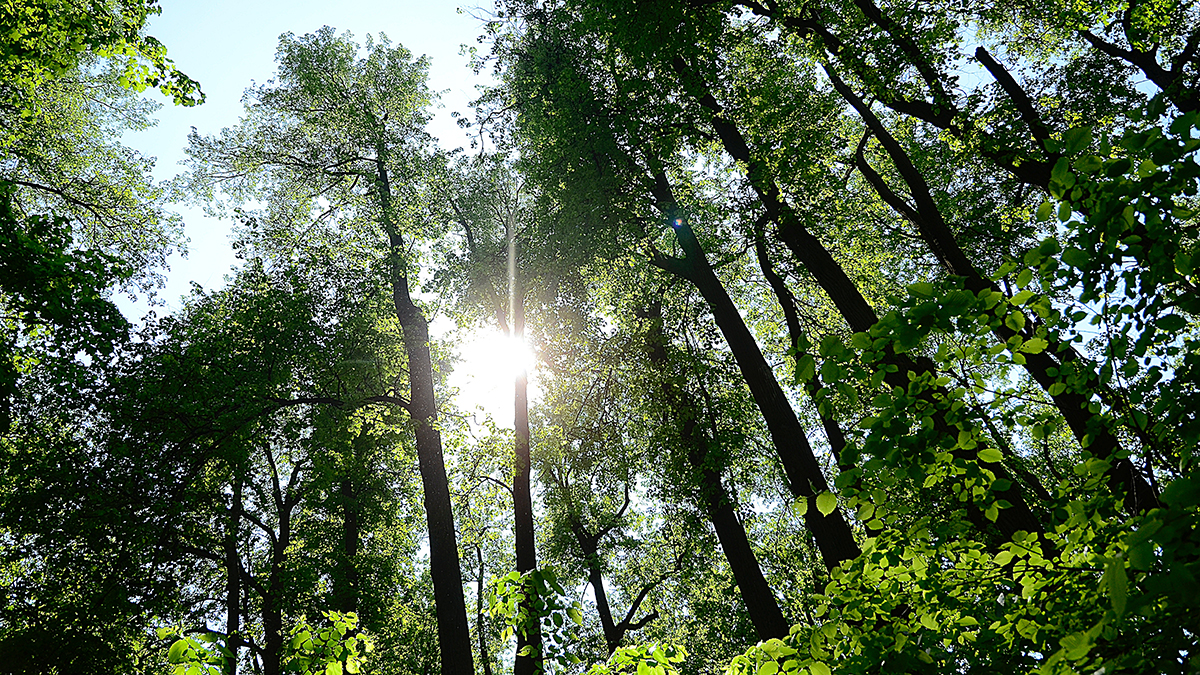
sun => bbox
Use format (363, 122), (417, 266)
(449, 329), (540, 424)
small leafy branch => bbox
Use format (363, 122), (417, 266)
(488, 567), (585, 672)
(159, 611), (372, 675)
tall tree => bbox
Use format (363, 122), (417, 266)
(181, 29), (474, 673)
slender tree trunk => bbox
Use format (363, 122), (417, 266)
(575, 530), (619, 652)
(476, 546), (494, 675)
(374, 152), (474, 674)
(509, 211), (542, 675)
(224, 475), (242, 675)
(827, 67), (1159, 513)
(643, 308), (792, 640)
(262, 504), (291, 675)
(753, 228), (850, 466)
(336, 477), (360, 614)
(650, 215), (860, 570)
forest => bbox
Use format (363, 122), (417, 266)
(1, 0), (1199, 673)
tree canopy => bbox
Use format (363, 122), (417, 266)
(1, 2), (1198, 675)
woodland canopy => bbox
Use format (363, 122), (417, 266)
(1, 1), (1198, 674)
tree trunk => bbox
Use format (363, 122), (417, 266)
(643, 308), (792, 640)
(335, 476), (360, 614)
(476, 546), (494, 675)
(375, 152), (475, 674)
(669, 60), (1047, 540)
(224, 475), (242, 675)
(651, 216), (860, 570)
(261, 503), (291, 675)
(509, 210), (543, 675)
(827, 66), (1159, 514)
(575, 529), (620, 652)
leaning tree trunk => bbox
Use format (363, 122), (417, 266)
(646, 174), (859, 570)
(825, 64), (1159, 514)
(643, 306), (792, 641)
(669, 60), (1048, 541)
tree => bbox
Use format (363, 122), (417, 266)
(181, 28), (475, 673)
(442, 155), (545, 673)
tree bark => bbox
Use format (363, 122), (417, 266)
(828, 66), (1159, 513)
(261, 492), (291, 675)
(476, 546), (494, 675)
(669, 58), (1047, 541)
(224, 475), (242, 675)
(650, 218), (860, 570)
(510, 227), (542, 675)
(335, 476), (360, 614)
(642, 306), (792, 641)
(375, 151), (475, 674)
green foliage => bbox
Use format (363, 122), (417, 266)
(489, 567), (585, 672)
(160, 612), (373, 675)
(588, 644), (688, 675)
(1036, 101), (1200, 461)
(282, 612), (374, 675)
(0, 0), (202, 114)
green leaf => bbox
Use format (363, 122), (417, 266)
(1051, 156), (1071, 183)
(809, 662), (831, 675)
(1018, 337), (1047, 353)
(1062, 126), (1092, 154)
(1160, 475), (1200, 507)
(816, 491), (837, 517)
(1060, 632), (1092, 660)
(1035, 201), (1053, 222)
(1061, 247), (1090, 268)
(168, 640), (188, 663)
(795, 355), (815, 384)
(1157, 314), (1188, 332)
(1103, 558), (1128, 616)
(568, 606), (583, 626)
(758, 662), (779, 675)
(1005, 312), (1026, 332)
(793, 498), (809, 517)
(326, 663), (343, 675)
(909, 282), (935, 297)
(978, 447), (1003, 463)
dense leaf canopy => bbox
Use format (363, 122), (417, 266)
(1, 2), (1198, 675)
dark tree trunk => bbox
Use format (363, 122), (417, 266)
(375, 152), (474, 674)
(393, 283), (475, 675)
(476, 546), (494, 675)
(335, 477), (360, 614)
(753, 224), (850, 467)
(643, 308), (792, 641)
(511, 264), (542, 675)
(649, 214), (860, 571)
(224, 476), (242, 675)
(568, 507), (661, 654)
(826, 66), (1159, 514)
(580, 542), (618, 652)
(261, 501), (291, 675)
(669, 59), (1047, 541)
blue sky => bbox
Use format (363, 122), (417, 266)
(122, 0), (496, 313)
